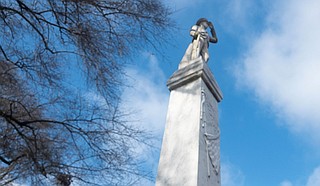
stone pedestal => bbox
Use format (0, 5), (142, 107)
(156, 59), (223, 186)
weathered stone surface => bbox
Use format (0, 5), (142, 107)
(156, 60), (222, 186)
(167, 59), (222, 102)
(156, 78), (202, 186)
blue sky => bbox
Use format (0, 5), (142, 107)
(121, 0), (320, 186)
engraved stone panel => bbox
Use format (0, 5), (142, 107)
(201, 82), (220, 176)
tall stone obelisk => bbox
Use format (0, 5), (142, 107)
(156, 18), (223, 186)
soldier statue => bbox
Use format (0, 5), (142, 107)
(180, 18), (218, 68)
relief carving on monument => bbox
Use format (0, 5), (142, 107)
(201, 90), (220, 176)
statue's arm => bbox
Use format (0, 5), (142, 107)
(208, 22), (218, 43)
(190, 25), (199, 39)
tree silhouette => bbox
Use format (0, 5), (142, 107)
(0, 0), (171, 185)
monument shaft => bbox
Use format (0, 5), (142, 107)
(156, 60), (223, 186)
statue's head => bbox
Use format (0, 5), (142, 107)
(196, 18), (209, 28)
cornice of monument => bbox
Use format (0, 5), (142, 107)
(167, 59), (223, 102)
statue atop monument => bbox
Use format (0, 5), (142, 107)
(179, 18), (218, 69)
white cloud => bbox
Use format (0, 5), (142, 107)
(122, 54), (169, 133)
(279, 166), (320, 186)
(121, 53), (169, 183)
(307, 166), (320, 186)
(218, 0), (267, 36)
(221, 162), (245, 186)
(224, 0), (254, 25)
(280, 180), (293, 186)
(236, 0), (320, 142)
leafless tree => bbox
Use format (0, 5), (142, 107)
(0, 0), (171, 185)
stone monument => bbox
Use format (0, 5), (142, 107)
(156, 18), (223, 186)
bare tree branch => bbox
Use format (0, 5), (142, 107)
(0, 0), (172, 185)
